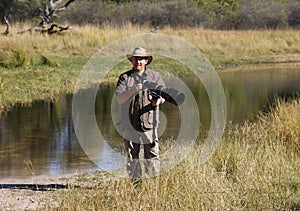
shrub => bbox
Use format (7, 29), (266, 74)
(288, 2), (300, 28)
(2, 0), (300, 31)
(238, 0), (288, 29)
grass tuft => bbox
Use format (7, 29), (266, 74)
(0, 48), (27, 68)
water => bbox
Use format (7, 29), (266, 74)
(0, 66), (299, 179)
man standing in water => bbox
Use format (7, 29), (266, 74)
(115, 47), (165, 183)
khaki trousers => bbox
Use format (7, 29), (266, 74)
(123, 128), (160, 179)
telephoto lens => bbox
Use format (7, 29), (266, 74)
(143, 80), (185, 106)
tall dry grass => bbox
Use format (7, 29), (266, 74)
(1, 24), (300, 63)
(0, 23), (145, 58)
(49, 98), (299, 210)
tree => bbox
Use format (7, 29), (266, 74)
(1, 0), (76, 35)
(0, 0), (15, 19)
(32, 0), (76, 33)
(194, 0), (241, 29)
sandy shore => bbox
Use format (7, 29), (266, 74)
(0, 173), (98, 210)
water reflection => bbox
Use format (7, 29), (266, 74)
(0, 66), (299, 179)
(220, 68), (300, 122)
(0, 99), (98, 179)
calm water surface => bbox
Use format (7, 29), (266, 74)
(0, 66), (299, 179)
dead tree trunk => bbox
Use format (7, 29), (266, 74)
(19, 0), (75, 35)
(1, 17), (10, 36)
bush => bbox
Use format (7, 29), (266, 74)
(2, 0), (300, 29)
(64, 0), (206, 28)
(238, 0), (288, 29)
(288, 2), (300, 28)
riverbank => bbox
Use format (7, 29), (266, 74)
(0, 172), (102, 210)
(0, 98), (299, 210)
(1, 26), (300, 114)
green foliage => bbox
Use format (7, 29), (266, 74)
(195, 0), (240, 13)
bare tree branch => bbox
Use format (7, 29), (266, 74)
(61, 0), (76, 10)
(50, 0), (63, 10)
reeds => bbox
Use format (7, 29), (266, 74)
(52, 98), (299, 210)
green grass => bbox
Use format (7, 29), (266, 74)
(0, 55), (87, 113)
(45, 98), (299, 210)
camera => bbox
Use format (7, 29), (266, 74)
(133, 72), (185, 106)
(143, 80), (185, 106)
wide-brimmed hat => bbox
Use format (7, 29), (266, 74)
(126, 47), (153, 65)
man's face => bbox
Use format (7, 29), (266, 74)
(131, 57), (148, 72)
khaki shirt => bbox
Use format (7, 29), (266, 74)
(115, 69), (165, 132)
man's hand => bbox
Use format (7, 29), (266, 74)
(152, 97), (165, 107)
(116, 83), (143, 105)
(131, 83), (143, 94)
